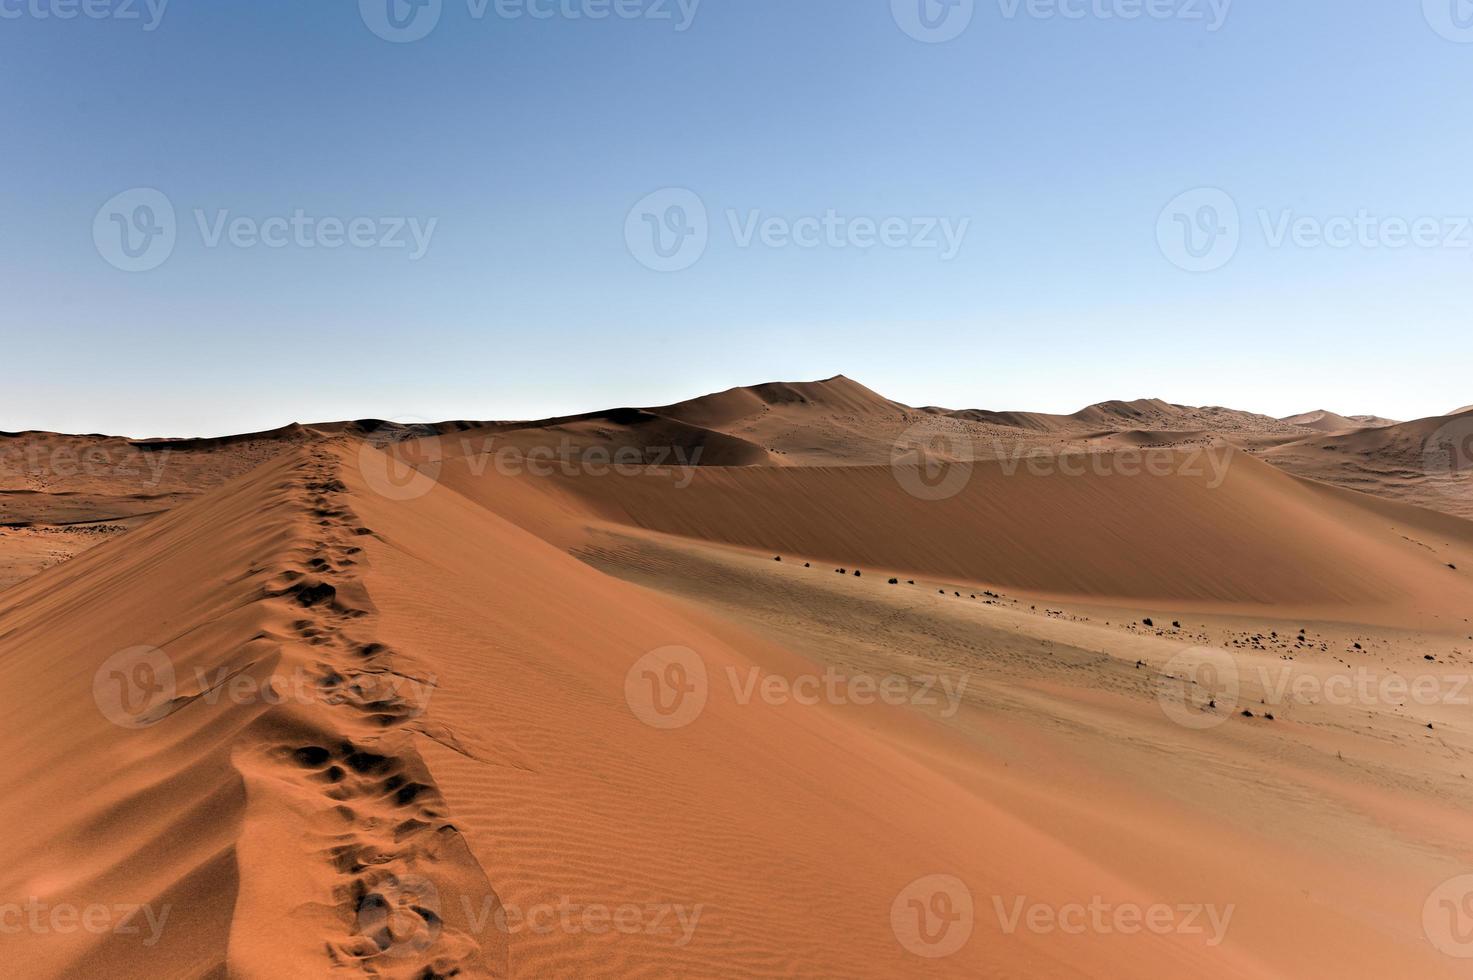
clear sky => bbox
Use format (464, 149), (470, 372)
(4, 0), (1472, 437)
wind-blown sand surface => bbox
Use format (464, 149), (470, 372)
(3, 378), (1473, 977)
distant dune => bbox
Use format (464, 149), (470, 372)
(5, 376), (1469, 584)
(1281, 410), (1402, 433)
(1265, 408), (1473, 519)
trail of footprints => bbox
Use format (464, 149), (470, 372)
(254, 450), (496, 979)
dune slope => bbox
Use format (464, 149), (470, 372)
(6, 431), (1473, 977)
(437, 447), (1473, 625)
(4, 442), (1284, 977)
(0, 446), (508, 978)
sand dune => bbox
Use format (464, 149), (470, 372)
(435, 442), (1473, 623)
(1280, 411), (1400, 433)
(950, 398), (1309, 440)
(1265, 408), (1473, 519)
(0, 441), (1288, 978)
(1282, 410), (1365, 432)
(5, 380), (1473, 978)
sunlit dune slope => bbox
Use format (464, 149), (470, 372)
(435, 445), (1473, 622)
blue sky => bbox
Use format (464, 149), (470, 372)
(3, 0), (1472, 436)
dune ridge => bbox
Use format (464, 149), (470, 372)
(0, 445), (507, 977)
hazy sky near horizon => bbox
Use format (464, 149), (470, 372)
(4, 0), (1472, 436)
